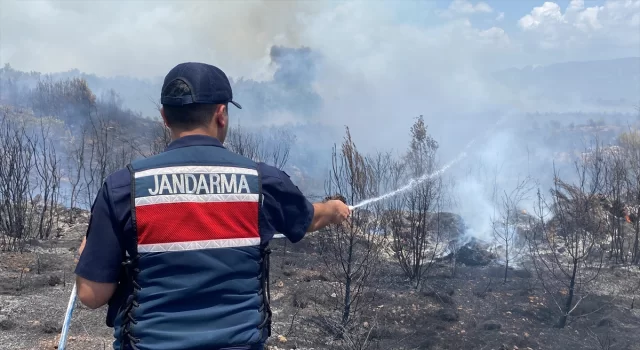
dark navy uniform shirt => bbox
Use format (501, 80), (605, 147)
(75, 135), (314, 284)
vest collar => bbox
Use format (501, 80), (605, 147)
(165, 135), (225, 151)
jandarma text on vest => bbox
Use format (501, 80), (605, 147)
(147, 172), (253, 195)
(135, 165), (257, 195)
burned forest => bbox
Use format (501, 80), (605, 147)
(1, 60), (640, 350)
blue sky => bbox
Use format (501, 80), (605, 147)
(391, 0), (604, 28)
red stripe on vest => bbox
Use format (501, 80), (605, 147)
(135, 201), (259, 245)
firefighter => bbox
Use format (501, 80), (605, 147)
(74, 62), (351, 350)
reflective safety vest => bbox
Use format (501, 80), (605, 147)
(111, 144), (271, 350)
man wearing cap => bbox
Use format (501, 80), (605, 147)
(74, 62), (351, 350)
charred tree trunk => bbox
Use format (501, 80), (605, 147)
(341, 235), (355, 328)
(503, 257), (509, 284)
(558, 258), (579, 328)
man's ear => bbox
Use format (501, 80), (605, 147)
(214, 104), (227, 128)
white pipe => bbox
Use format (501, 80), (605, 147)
(58, 283), (77, 350)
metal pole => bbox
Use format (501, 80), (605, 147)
(58, 283), (78, 350)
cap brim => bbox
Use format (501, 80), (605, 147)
(230, 100), (242, 109)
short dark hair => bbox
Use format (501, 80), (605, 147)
(161, 79), (225, 130)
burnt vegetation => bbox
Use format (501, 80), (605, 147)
(1, 65), (640, 350)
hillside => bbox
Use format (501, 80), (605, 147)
(493, 57), (640, 111)
(3, 59), (640, 201)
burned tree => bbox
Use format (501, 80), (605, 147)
(618, 130), (640, 263)
(148, 100), (173, 156)
(491, 177), (534, 283)
(0, 107), (62, 249)
(81, 95), (138, 207)
(528, 148), (606, 328)
(225, 124), (265, 164)
(31, 76), (96, 123)
(82, 114), (112, 207)
(119, 99), (172, 158)
(262, 127), (296, 170)
(225, 124), (296, 170)
(29, 118), (62, 239)
(149, 119), (172, 156)
(64, 126), (88, 223)
(391, 116), (443, 288)
(602, 146), (629, 263)
(317, 127), (384, 343)
(366, 151), (396, 239)
(0, 108), (37, 251)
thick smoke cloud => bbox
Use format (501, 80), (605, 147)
(232, 46), (322, 123)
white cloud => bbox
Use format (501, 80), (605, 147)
(440, 0), (493, 18)
(518, 0), (640, 50)
(475, 2), (493, 13)
(518, 2), (563, 30)
(479, 27), (511, 48)
(496, 12), (505, 21)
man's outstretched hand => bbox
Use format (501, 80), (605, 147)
(307, 199), (352, 232)
(326, 199), (351, 225)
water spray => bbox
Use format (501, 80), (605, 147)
(351, 151), (469, 209)
(270, 139), (472, 239)
(349, 115), (508, 209)
(349, 139), (478, 209)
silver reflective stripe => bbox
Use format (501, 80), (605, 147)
(135, 193), (259, 206)
(138, 237), (261, 252)
(134, 166), (258, 178)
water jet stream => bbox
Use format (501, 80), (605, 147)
(350, 116), (507, 209)
(351, 149), (469, 209)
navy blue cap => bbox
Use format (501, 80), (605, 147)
(160, 62), (241, 109)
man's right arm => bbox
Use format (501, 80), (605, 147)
(74, 184), (122, 309)
(258, 163), (350, 242)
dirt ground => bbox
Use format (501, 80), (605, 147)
(2, 217), (640, 350)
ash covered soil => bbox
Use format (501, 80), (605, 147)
(3, 213), (640, 349)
